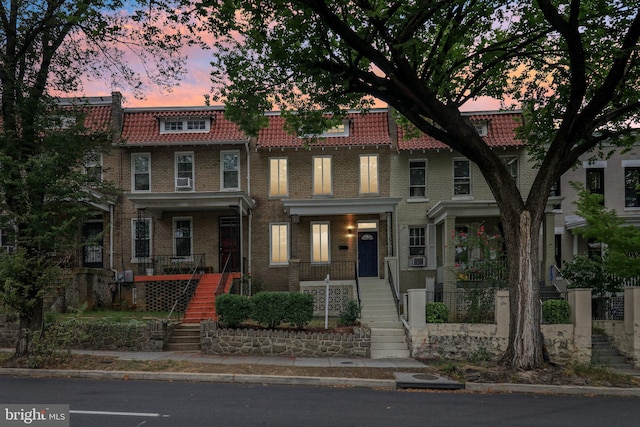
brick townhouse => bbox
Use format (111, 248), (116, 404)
(40, 94), (567, 317)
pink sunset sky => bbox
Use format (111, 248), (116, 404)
(74, 42), (503, 112)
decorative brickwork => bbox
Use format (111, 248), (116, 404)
(141, 280), (197, 312)
(301, 285), (352, 316)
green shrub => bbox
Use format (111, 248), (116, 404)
(251, 292), (289, 328)
(286, 293), (314, 328)
(426, 302), (449, 323)
(542, 299), (571, 324)
(338, 300), (362, 326)
(215, 294), (253, 328)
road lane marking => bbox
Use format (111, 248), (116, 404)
(70, 410), (169, 418)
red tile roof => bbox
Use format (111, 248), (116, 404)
(398, 111), (524, 150)
(121, 107), (248, 146)
(256, 109), (391, 148)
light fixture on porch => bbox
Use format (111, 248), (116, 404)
(347, 226), (353, 237)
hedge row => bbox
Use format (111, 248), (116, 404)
(215, 292), (314, 329)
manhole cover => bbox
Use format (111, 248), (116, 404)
(412, 374), (439, 381)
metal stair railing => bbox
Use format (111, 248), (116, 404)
(167, 256), (204, 321)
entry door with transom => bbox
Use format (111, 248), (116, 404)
(357, 225), (378, 277)
(219, 216), (240, 272)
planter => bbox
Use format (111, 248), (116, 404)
(145, 268), (154, 276)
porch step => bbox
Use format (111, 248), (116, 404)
(165, 324), (200, 351)
(592, 334), (634, 370)
(359, 278), (410, 358)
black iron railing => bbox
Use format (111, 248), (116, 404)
(139, 253), (206, 275)
(387, 262), (400, 317)
(299, 261), (357, 281)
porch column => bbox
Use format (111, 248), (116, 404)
(541, 212), (555, 286)
(386, 211), (393, 257)
(442, 215), (457, 294)
(288, 259), (301, 292)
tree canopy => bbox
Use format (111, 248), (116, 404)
(198, 0), (640, 369)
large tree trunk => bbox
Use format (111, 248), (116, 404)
(13, 298), (44, 359)
(502, 210), (544, 369)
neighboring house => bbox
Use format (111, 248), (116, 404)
(392, 111), (556, 296)
(554, 143), (640, 273)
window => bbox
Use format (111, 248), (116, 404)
(409, 227), (426, 256)
(221, 150), (240, 190)
(269, 158), (288, 197)
(132, 153), (150, 192)
(321, 120), (349, 137)
(550, 179), (561, 210)
(270, 223), (289, 264)
(311, 222), (330, 263)
(132, 218), (151, 261)
(453, 159), (471, 196)
(502, 156), (518, 185)
(175, 152), (194, 190)
(473, 121), (488, 137)
(586, 168), (604, 202)
(359, 154), (379, 194)
(409, 160), (427, 198)
(84, 152), (102, 183)
(173, 217), (192, 258)
(160, 118), (210, 134)
(0, 225), (15, 251)
(625, 167), (640, 207)
(313, 156), (332, 196)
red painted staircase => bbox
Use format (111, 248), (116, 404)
(181, 273), (238, 324)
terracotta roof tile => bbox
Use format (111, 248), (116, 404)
(398, 112), (524, 150)
(256, 110), (391, 148)
(121, 108), (248, 146)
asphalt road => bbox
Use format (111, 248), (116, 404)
(2, 376), (640, 427)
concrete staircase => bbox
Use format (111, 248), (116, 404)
(358, 278), (410, 359)
(592, 334), (634, 370)
(165, 324), (201, 351)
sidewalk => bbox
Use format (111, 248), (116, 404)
(3, 348), (640, 397)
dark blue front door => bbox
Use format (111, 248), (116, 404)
(358, 231), (378, 277)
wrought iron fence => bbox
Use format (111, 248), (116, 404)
(139, 253), (206, 275)
(426, 289), (497, 323)
(592, 295), (624, 321)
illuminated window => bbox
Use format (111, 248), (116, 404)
(313, 156), (332, 196)
(269, 158), (288, 197)
(360, 154), (379, 194)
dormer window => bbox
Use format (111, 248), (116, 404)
(321, 121), (349, 137)
(473, 121), (488, 137)
(159, 117), (211, 134)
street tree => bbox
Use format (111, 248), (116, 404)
(0, 0), (196, 357)
(200, 0), (640, 369)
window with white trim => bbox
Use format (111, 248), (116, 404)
(625, 166), (640, 207)
(409, 227), (426, 256)
(311, 222), (330, 263)
(221, 150), (240, 190)
(84, 151), (103, 183)
(473, 121), (488, 137)
(359, 154), (379, 194)
(173, 217), (192, 258)
(160, 118), (210, 134)
(321, 120), (349, 137)
(453, 159), (471, 196)
(175, 152), (194, 190)
(132, 218), (152, 261)
(269, 158), (288, 197)
(313, 156), (332, 196)
(409, 160), (427, 198)
(270, 223), (289, 264)
(132, 153), (151, 192)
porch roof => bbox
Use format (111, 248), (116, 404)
(282, 197), (401, 216)
(124, 191), (255, 218)
(428, 197), (564, 224)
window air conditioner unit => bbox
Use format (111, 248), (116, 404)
(410, 256), (426, 267)
(175, 177), (192, 189)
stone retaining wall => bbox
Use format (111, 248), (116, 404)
(0, 315), (19, 348)
(200, 321), (371, 358)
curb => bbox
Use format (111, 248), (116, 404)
(3, 368), (640, 396)
(0, 368), (396, 390)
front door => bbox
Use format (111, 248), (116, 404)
(82, 222), (103, 268)
(219, 216), (240, 272)
(358, 231), (378, 277)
